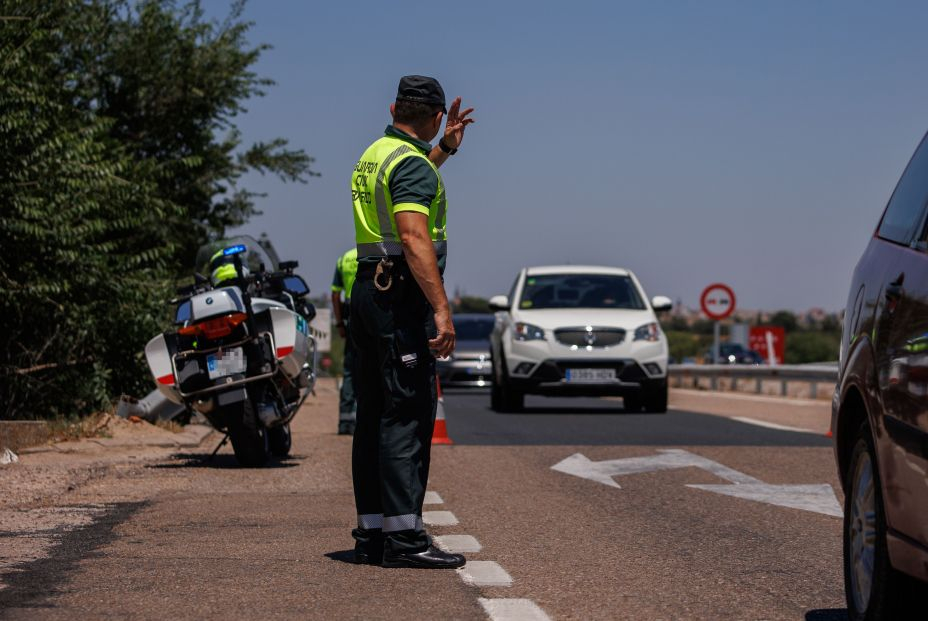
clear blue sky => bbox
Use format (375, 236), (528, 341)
(204, 0), (928, 312)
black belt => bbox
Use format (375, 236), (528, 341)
(356, 259), (408, 278)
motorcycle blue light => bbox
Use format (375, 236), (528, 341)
(223, 244), (246, 256)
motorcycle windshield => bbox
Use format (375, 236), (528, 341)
(195, 235), (280, 277)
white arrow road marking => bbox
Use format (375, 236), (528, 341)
(551, 449), (843, 517)
(687, 483), (843, 517)
(551, 449), (757, 489)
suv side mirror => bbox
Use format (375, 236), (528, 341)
(651, 295), (673, 312)
(488, 295), (510, 312)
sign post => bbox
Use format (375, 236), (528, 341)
(700, 283), (736, 363)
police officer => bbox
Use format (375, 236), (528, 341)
(331, 247), (359, 435)
(349, 75), (474, 568)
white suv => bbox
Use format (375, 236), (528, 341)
(488, 265), (671, 412)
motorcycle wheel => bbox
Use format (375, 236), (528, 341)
(228, 399), (269, 467)
(268, 423), (292, 458)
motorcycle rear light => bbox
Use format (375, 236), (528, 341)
(178, 312), (247, 340)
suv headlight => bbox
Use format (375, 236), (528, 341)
(633, 322), (660, 342)
(514, 322), (545, 341)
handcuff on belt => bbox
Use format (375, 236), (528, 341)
(374, 258), (394, 292)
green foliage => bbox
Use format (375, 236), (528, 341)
(784, 331), (840, 365)
(768, 310), (799, 332)
(453, 295), (492, 314)
(60, 0), (319, 267)
(0, 0), (314, 418)
(0, 4), (178, 418)
(665, 330), (712, 363)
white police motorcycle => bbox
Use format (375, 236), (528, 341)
(144, 237), (316, 466)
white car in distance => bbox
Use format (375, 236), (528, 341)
(488, 265), (671, 412)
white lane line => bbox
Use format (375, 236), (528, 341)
(673, 388), (825, 407)
(479, 598), (551, 621)
(424, 491), (444, 505)
(732, 416), (815, 433)
(423, 510), (458, 526)
(434, 534), (482, 553)
(458, 561), (513, 587)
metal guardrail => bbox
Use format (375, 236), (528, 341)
(668, 364), (839, 398)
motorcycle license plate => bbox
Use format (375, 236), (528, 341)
(206, 348), (246, 379)
(566, 368), (616, 383)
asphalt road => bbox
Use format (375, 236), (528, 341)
(0, 383), (848, 620)
(443, 391), (833, 447)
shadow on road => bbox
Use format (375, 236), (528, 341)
(0, 502), (147, 614)
(148, 452), (305, 469)
(325, 549), (360, 565)
(805, 609), (848, 620)
(499, 406), (663, 416)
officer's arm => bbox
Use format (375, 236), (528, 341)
(395, 212), (455, 357)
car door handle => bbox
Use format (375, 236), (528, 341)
(886, 273), (905, 301)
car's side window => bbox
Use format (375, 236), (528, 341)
(878, 132), (928, 246)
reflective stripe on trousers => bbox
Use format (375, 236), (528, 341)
(357, 513), (424, 533)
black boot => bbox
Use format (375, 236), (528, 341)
(382, 545), (466, 569)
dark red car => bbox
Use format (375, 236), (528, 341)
(833, 132), (928, 619)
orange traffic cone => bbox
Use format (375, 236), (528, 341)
(432, 375), (453, 445)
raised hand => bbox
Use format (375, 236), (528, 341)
(442, 97), (475, 150)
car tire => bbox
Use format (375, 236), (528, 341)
(623, 394), (643, 413)
(844, 422), (921, 620)
(643, 380), (668, 414)
(492, 357), (523, 413)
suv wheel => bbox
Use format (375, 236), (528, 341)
(644, 380), (668, 414)
(492, 357), (523, 413)
(844, 423), (920, 620)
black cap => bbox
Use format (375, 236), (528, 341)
(396, 75), (446, 112)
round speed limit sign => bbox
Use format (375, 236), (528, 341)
(700, 283), (736, 321)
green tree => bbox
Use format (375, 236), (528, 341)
(0, 4), (179, 418)
(454, 295), (491, 314)
(769, 310), (799, 332)
(56, 0), (318, 268)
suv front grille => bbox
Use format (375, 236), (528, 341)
(554, 327), (626, 349)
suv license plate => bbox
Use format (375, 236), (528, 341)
(207, 348), (246, 380)
(566, 368), (616, 383)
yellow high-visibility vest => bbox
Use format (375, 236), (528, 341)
(351, 135), (447, 259)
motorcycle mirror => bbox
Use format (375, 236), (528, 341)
(280, 260), (299, 271)
(283, 275), (309, 296)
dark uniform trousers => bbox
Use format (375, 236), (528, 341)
(338, 310), (358, 423)
(349, 264), (437, 554)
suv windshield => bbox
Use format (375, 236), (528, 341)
(519, 274), (646, 310)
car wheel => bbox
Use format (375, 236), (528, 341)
(493, 357), (523, 413)
(623, 394), (643, 413)
(643, 380), (668, 414)
(490, 379), (502, 411)
(844, 423), (920, 620)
